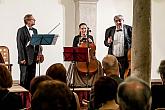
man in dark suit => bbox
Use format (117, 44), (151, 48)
(104, 15), (132, 79)
(16, 14), (42, 90)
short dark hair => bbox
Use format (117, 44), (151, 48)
(30, 75), (52, 96)
(46, 63), (67, 83)
(117, 76), (152, 110)
(114, 15), (124, 21)
(158, 60), (165, 75)
(24, 14), (32, 24)
(0, 65), (12, 88)
(94, 76), (118, 109)
(31, 80), (73, 110)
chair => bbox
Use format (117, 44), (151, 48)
(0, 46), (13, 73)
(151, 84), (165, 110)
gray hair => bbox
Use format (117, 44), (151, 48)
(117, 76), (152, 110)
(114, 15), (124, 21)
(102, 55), (119, 76)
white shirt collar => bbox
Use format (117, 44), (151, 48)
(26, 25), (33, 30)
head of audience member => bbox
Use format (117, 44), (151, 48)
(114, 15), (124, 30)
(117, 76), (152, 110)
(31, 80), (73, 110)
(102, 55), (119, 76)
(0, 65), (12, 90)
(94, 76), (118, 109)
(46, 63), (67, 83)
(30, 75), (52, 96)
(24, 14), (36, 27)
(79, 23), (88, 37)
(158, 60), (165, 85)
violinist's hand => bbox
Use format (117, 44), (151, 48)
(20, 60), (26, 64)
(36, 54), (44, 63)
(108, 36), (113, 44)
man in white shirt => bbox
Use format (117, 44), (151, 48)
(104, 15), (132, 79)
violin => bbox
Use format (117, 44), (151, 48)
(124, 48), (131, 79)
(36, 54), (44, 63)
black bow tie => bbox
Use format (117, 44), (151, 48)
(116, 29), (122, 32)
(29, 28), (33, 30)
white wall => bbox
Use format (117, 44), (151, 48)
(96, 0), (165, 79)
(151, 0), (165, 79)
(96, 0), (133, 73)
(0, 0), (64, 80)
(1, 0), (165, 80)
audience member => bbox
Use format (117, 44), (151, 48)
(102, 54), (123, 84)
(0, 65), (23, 110)
(117, 76), (152, 110)
(46, 63), (67, 83)
(151, 60), (165, 110)
(31, 80), (73, 110)
(46, 63), (80, 110)
(30, 75), (52, 96)
(89, 55), (122, 110)
(158, 60), (165, 85)
(94, 76), (119, 110)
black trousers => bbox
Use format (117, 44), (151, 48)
(116, 56), (128, 79)
(19, 62), (36, 90)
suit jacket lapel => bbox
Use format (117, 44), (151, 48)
(111, 26), (116, 40)
(24, 26), (31, 41)
(123, 25), (128, 41)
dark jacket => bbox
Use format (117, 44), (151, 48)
(17, 26), (39, 65)
(0, 90), (23, 110)
(73, 35), (94, 47)
(104, 24), (132, 55)
(151, 84), (165, 110)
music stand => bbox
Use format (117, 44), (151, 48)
(63, 47), (88, 62)
(31, 34), (59, 76)
(63, 47), (89, 90)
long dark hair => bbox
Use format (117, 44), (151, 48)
(79, 23), (87, 36)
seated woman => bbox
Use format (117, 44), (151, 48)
(30, 75), (52, 96)
(46, 63), (80, 110)
(0, 65), (23, 110)
(67, 22), (103, 87)
(31, 80), (74, 110)
(94, 76), (119, 110)
(151, 60), (165, 110)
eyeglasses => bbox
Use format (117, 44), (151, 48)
(114, 19), (123, 22)
(28, 19), (36, 21)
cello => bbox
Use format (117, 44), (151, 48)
(76, 38), (98, 76)
(124, 48), (131, 79)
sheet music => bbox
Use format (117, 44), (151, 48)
(51, 34), (59, 45)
